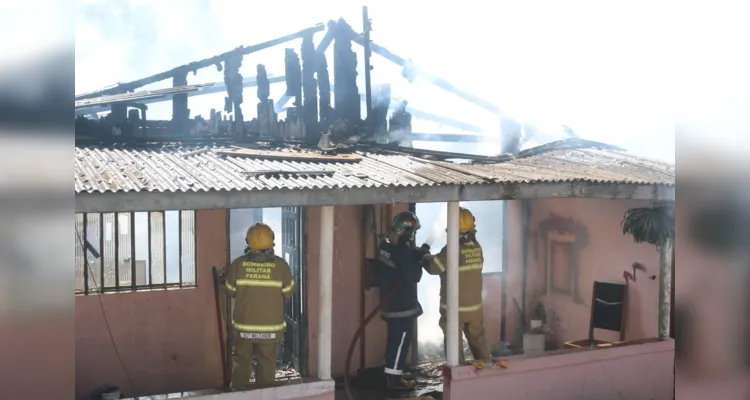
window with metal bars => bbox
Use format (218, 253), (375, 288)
(74, 210), (197, 295)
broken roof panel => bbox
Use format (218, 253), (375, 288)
(74, 140), (675, 195)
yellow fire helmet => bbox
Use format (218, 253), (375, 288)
(246, 223), (275, 252)
(459, 207), (476, 233)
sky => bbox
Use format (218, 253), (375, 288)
(75, 0), (680, 347)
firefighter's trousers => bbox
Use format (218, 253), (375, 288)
(230, 331), (281, 390)
(383, 317), (415, 375)
(439, 310), (490, 363)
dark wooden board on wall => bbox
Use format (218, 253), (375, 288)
(591, 281), (627, 333)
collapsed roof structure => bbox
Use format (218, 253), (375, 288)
(74, 14), (571, 150)
(73, 12), (675, 214)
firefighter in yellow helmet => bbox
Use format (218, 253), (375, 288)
(423, 207), (490, 363)
(225, 223), (295, 390)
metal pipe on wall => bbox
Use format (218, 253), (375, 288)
(318, 206), (335, 379)
(446, 201), (460, 366)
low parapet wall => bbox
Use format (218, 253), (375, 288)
(444, 339), (674, 400)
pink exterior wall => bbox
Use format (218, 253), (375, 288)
(484, 199), (662, 347)
(533, 199), (660, 344)
(306, 204), (408, 378)
(444, 339), (675, 400)
(75, 209), (227, 399)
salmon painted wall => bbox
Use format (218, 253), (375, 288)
(75, 209), (227, 399)
(527, 199), (659, 345)
(306, 204), (408, 378)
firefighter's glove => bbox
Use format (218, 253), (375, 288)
(412, 243), (431, 261)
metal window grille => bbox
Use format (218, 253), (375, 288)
(74, 210), (197, 295)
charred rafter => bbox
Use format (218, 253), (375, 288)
(223, 53), (244, 135)
(301, 34), (319, 137)
(76, 24), (325, 101)
(332, 18), (360, 124)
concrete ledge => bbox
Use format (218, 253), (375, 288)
(75, 182), (675, 213)
(187, 380), (335, 400)
(444, 339), (675, 400)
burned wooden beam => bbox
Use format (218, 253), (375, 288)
(333, 18), (360, 123)
(216, 147), (362, 163)
(317, 52), (333, 133)
(285, 49), (302, 108)
(76, 24), (326, 100)
(172, 71), (189, 133)
(223, 54), (244, 135)
(241, 170), (335, 177)
(256, 64), (277, 137)
(301, 34), (319, 138)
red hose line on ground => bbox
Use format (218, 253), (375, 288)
(344, 283), (402, 400)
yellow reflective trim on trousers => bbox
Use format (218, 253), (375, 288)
(282, 280), (295, 293)
(459, 264), (482, 272)
(236, 279), (282, 288)
(225, 281), (236, 292)
(440, 303), (483, 312)
(232, 321), (287, 332)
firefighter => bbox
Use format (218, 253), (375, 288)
(423, 207), (490, 364)
(377, 211), (427, 390)
(224, 223), (295, 391)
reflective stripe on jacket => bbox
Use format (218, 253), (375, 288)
(426, 241), (484, 319)
(226, 252), (295, 336)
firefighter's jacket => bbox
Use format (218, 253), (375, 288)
(425, 240), (485, 321)
(225, 252), (295, 341)
(377, 239), (424, 319)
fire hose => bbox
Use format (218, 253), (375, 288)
(344, 282), (402, 400)
(344, 243), (432, 400)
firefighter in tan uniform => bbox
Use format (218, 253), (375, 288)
(424, 207), (490, 363)
(225, 223), (295, 390)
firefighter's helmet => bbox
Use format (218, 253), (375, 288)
(246, 223), (275, 251)
(459, 207), (476, 233)
(388, 211), (421, 243)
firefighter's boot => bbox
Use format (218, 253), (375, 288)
(386, 373), (417, 391)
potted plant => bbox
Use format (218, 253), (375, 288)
(530, 300), (546, 330)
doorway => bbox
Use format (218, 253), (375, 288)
(413, 201), (505, 361)
(228, 207), (307, 375)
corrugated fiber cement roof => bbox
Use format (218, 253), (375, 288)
(75, 140), (675, 194)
